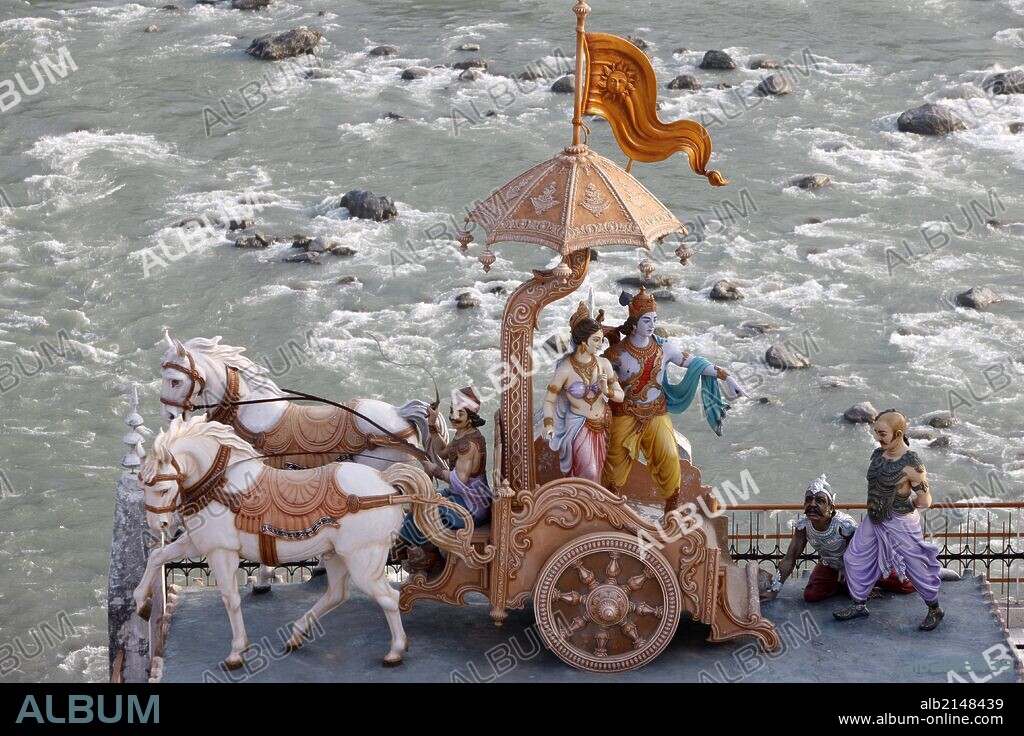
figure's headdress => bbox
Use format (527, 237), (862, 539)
(806, 474), (836, 503)
(451, 385), (482, 414)
(619, 286), (657, 321)
(569, 301), (592, 331)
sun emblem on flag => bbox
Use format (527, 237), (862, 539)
(597, 61), (636, 99)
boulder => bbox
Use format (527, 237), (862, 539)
(792, 174), (831, 189)
(340, 190), (398, 221)
(765, 344), (811, 369)
(381, 111), (405, 121)
(368, 45), (398, 57)
(627, 36), (649, 50)
(955, 286), (1000, 310)
(709, 279), (743, 301)
(401, 66), (429, 80)
(292, 236), (354, 256)
(929, 415), (958, 428)
(750, 58), (782, 70)
(1010, 122), (1024, 134)
(928, 436), (951, 449)
(896, 103), (966, 135)
(456, 43), (481, 52)
(754, 74), (792, 96)
(551, 76), (574, 93)
(673, 47), (689, 55)
(144, 25), (160, 33)
(459, 68), (482, 82)
(338, 276), (360, 285)
(518, 69), (548, 81)
(617, 275), (678, 289)
(453, 58), (488, 71)
(983, 70), (1024, 95)
(232, 0), (273, 8)
(247, 27), (323, 61)
(456, 292), (480, 309)
(699, 50), (736, 70)
(283, 251), (322, 265)
(843, 402), (878, 423)
(228, 218), (253, 231)
(667, 74), (701, 91)
(234, 233), (270, 249)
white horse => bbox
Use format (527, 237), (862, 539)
(134, 417), (435, 669)
(157, 332), (447, 591)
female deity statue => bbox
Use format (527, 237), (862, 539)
(543, 302), (624, 484)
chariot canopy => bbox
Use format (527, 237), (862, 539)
(458, 0), (725, 281)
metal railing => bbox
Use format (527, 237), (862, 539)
(163, 502), (1024, 628)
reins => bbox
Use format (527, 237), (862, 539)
(161, 348), (431, 462)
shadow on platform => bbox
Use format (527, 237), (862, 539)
(161, 571), (1021, 683)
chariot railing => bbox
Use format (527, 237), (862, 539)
(724, 502), (1024, 629)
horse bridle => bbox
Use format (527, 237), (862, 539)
(160, 348), (206, 417)
(142, 455), (187, 514)
(142, 445), (235, 517)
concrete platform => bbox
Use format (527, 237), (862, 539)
(161, 571), (1022, 683)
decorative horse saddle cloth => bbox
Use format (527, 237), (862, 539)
(235, 465), (393, 541)
(247, 401), (417, 469)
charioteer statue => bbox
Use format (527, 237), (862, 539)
(834, 409), (944, 630)
(399, 386), (491, 574)
(762, 474), (915, 603)
(602, 287), (747, 519)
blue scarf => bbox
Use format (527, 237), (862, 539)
(661, 351), (730, 436)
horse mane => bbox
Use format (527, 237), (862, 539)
(161, 336), (268, 378)
(145, 416), (263, 480)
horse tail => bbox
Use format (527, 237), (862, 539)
(380, 464), (493, 570)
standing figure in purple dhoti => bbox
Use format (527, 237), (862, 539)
(834, 409), (944, 630)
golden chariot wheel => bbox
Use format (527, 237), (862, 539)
(533, 532), (682, 673)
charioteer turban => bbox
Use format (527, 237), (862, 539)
(451, 386), (482, 414)
(619, 286), (657, 321)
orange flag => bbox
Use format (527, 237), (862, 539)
(582, 33), (727, 186)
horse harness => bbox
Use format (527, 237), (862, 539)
(143, 444), (399, 566)
(208, 366), (418, 468)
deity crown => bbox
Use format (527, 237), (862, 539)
(569, 301), (591, 330)
(627, 286), (657, 320)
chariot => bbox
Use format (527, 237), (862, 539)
(395, 0), (780, 672)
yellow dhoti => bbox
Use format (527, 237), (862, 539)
(602, 413), (680, 499)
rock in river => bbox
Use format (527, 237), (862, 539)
(401, 66), (429, 80)
(754, 73), (792, 96)
(983, 70), (1024, 95)
(955, 286), (1000, 310)
(765, 344), (810, 369)
(709, 279), (743, 301)
(247, 27), (323, 61)
(791, 174), (831, 189)
(551, 76), (574, 93)
(667, 74), (701, 91)
(843, 402), (878, 423)
(896, 103), (966, 135)
(340, 190), (398, 221)
(699, 50), (736, 70)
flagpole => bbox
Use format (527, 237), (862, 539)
(571, 0), (591, 149)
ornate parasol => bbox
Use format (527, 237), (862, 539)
(458, 0), (724, 281)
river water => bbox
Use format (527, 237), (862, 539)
(0, 0), (1021, 682)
